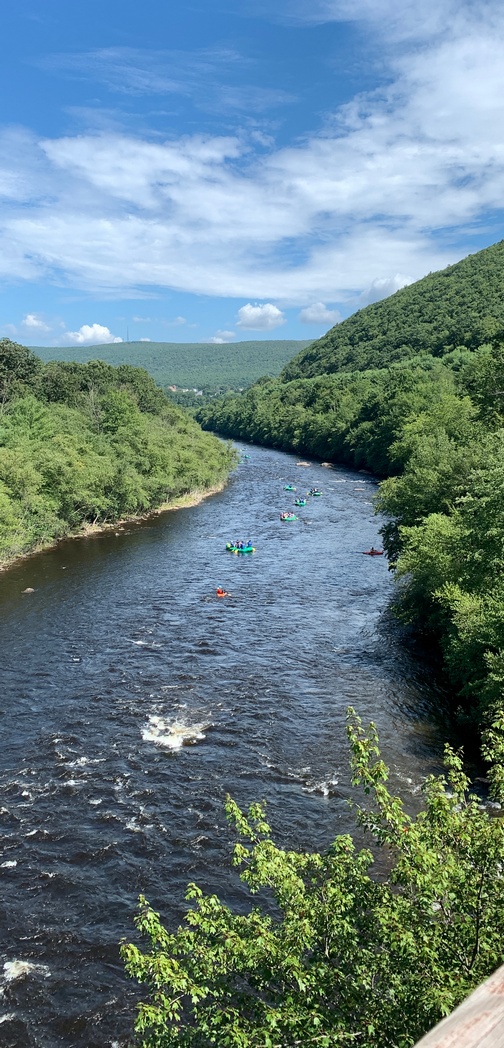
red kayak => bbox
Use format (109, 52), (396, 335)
(362, 549), (384, 556)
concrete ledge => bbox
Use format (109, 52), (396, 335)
(414, 965), (504, 1047)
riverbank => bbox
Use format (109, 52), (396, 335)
(0, 479), (228, 574)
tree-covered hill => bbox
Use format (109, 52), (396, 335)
(32, 339), (311, 394)
(0, 339), (235, 567)
(282, 239), (504, 379)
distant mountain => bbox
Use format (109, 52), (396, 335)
(32, 339), (312, 392)
(282, 240), (504, 380)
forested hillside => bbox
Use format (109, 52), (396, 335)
(282, 239), (504, 379)
(196, 240), (504, 764)
(33, 339), (311, 395)
(0, 339), (235, 566)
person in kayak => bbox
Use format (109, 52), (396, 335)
(216, 587), (228, 597)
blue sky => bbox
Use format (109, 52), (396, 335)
(1, 0), (504, 347)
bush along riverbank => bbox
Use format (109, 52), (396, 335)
(0, 339), (236, 568)
(123, 711), (504, 1048)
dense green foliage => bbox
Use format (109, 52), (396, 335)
(123, 712), (504, 1047)
(196, 352), (476, 475)
(282, 239), (504, 379)
(0, 339), (235, 565)
(32, 340), (311, 396)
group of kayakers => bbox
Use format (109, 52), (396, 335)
(216, 465), (383, 595)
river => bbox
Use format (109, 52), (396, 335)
(0, 445), (445, 1047)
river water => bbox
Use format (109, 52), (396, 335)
(0, 445), (445, 1047)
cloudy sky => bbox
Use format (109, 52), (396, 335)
(1, 0), (504, 346)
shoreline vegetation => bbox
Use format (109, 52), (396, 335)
(0, 340), (236, 574)
(0, 479), (228, 574)
(123, 716), (504, 1048)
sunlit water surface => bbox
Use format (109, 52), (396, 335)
(0, 445), (445, 1046)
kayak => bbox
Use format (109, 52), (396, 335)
(362, 550), (384, 556)
(284, 484), (296, 491)
(294, 498), (306, 507)
(308, 489), (322, 496)
(280, 513), (297, 522)
(226, 543), (255, 553)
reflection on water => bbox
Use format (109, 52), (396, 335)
(0, 444), (445, 1046)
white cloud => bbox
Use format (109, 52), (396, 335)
(44, 46), (294, 114)
(255, 0), (463, 41)
(62, 323), (123, 345)
(22, 313), (51, 332)
(236, 304), (285, 330)
(358, 274), (413, 305)
(299, 302), (341, 325)
(0, 2), (503, 308)
(208, 329), (236, 343)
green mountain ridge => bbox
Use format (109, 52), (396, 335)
(32, 339), (312, 393)
(282, 239), (504, 379)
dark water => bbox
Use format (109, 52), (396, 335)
(0, 445), (445, 1047)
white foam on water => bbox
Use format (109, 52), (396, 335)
(124, 819), (142, 833)
(3, 960), (50, 983)
(66, 756), (105, 767)
(142, 715), (210, 750)
(0, 861), (17, 869)
(0, 1013), (16, 1023)
(303, 776), (340, 797)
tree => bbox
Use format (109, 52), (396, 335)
(122, 712), (504, 1048)
(0, 338), (42, 408)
